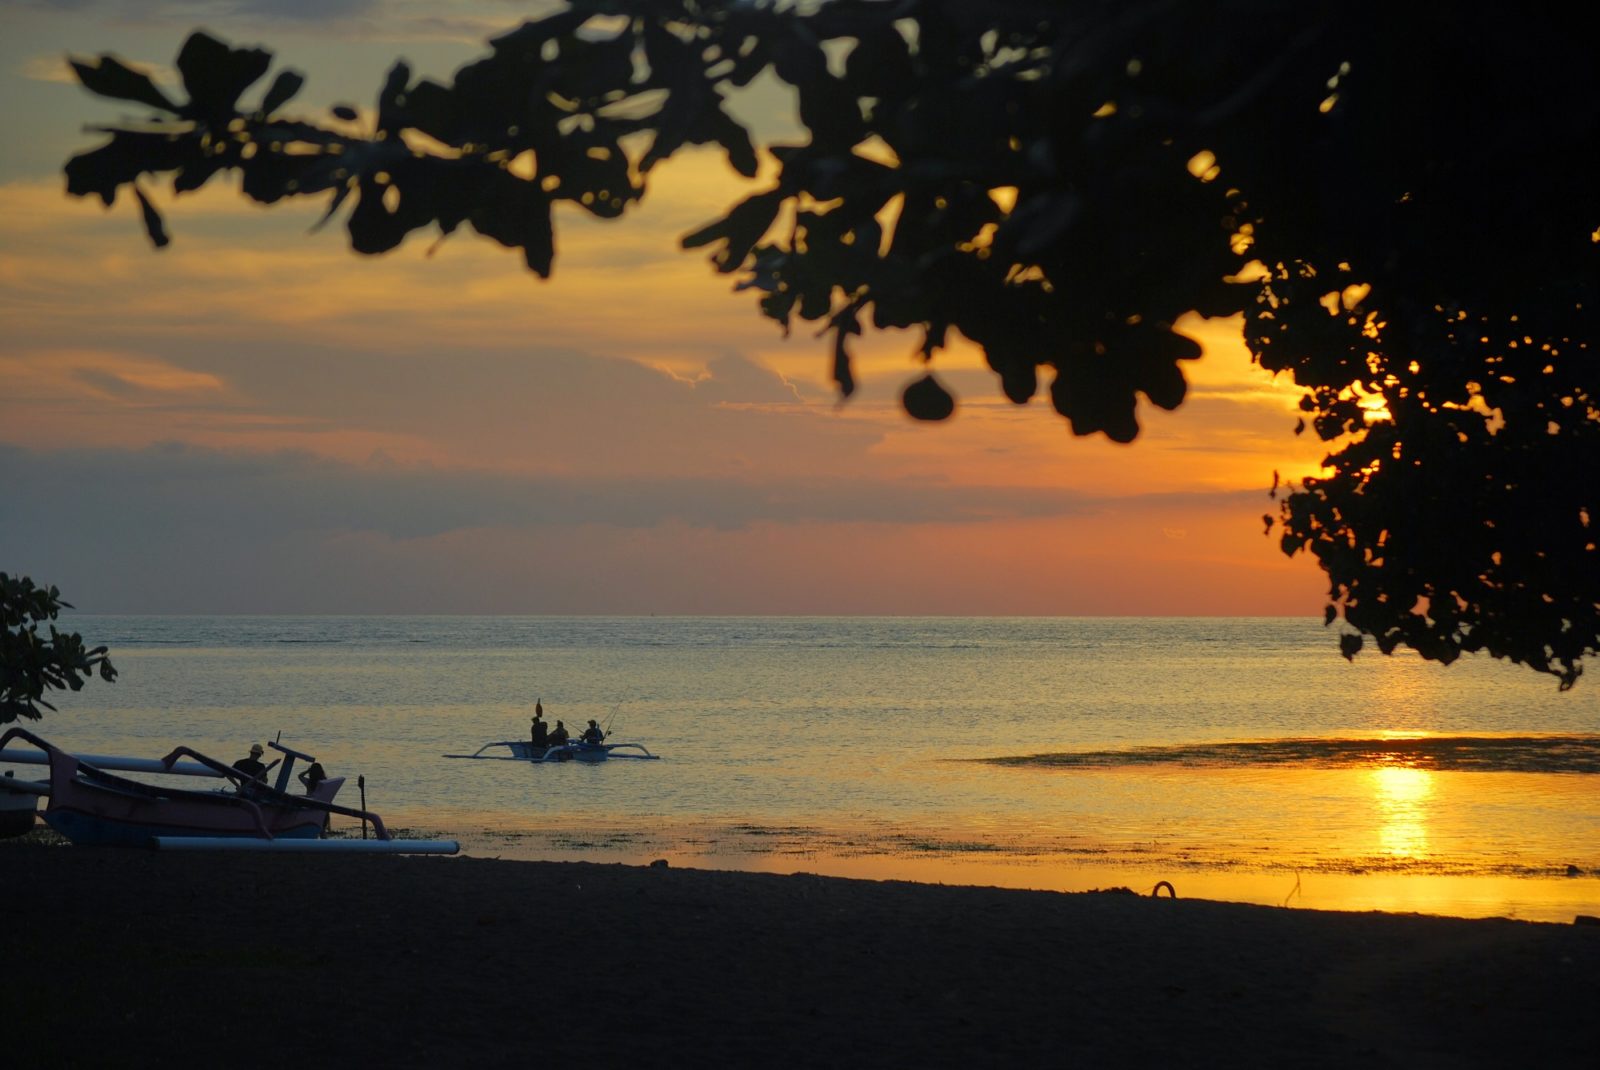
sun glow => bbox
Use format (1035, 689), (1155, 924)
(1369, 764), (1435, 858)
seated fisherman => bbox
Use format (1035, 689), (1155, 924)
(580, 719), (605, 744)
(232, 743), (267, 781)
(547, 720), (569, 747)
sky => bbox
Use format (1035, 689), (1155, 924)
(0, 0), (1333, 615)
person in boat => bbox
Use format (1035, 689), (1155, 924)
(232, 743), (268, 781)
(298, 760), (327, 795)
(581, 719), (605, 745)
(531, 705), (549, 749)
(297, 759), (332, 833)
(547, 720), (569, 747)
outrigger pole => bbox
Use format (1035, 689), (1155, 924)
(152, 837), (458, 854)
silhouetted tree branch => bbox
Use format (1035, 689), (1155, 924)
(1, 574), (118, 723)
(61, 1), (1599, 686)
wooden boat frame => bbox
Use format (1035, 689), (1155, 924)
(0, 727), (392, 844)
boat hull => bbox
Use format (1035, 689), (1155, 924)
(43, 805), (327, 847)
(37, 754), (342, 846)
(508, 741), (650, 761)
(444, 738), (659, 762)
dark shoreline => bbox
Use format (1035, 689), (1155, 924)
(6, 846), (1599, 1067)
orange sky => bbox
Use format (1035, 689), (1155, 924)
(0, 2), (1331, 615)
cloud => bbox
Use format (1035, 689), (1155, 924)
(3, 1), (566, 46)
(1, 4), (1330, 616)
(0, 164), (790, 368)
(1, 165), (1324, 499)
(0, 441), (1311, 615)
(28, 55), (180, 91)
(227, 0), (378, 19)
(3, 1), (381, 23)
(1, 348), (225, 399)
(19, 55), (75, 84)
(0, 322), (885, 477)
(0, 441), (1115, 541)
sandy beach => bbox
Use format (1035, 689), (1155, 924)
(4, 846), (1596, 1067)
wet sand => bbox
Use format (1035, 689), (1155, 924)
(5, 846), (1597, 1067)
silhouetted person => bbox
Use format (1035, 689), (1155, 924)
(581, 719), (605, 744)
(297, 759), (332, 834)
(232, 743), (267, 781)
(298, 760), (327, 795)
(531, 708), (549, 748)
(548, 720), (569, 747)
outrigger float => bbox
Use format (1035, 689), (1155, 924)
(0, 727), (456, 854)
(444, 739), (660, 763)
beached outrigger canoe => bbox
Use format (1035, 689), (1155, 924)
(0, 727), (455, 852)
(443, 739), (660, 762)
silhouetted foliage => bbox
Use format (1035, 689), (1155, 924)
(62, 2), (1598, 686)
(1, 574), (117, 723)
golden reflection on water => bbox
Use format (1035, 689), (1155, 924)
(1369, 764), (1435, 858)
(430, 758), (1600, 922)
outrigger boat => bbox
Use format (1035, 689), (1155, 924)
(0, 727), (456, 853)
(444, 739), (660, 763)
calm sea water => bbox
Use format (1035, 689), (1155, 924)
(10, 616), (1598, 919)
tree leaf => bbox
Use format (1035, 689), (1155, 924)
(376, 61), (412, 135)
(175, 31), (271, 117)
(469, 171), (555, 277)
(65, 131), (189, 206)
(832, 330), (856, 398)
(347, 176), (409, 254)
(681, 189), (785, 272)
(400, 79), (458, 143)
(903, 374), (955, 421)
(133, 185), (169, 248)
(259, 69), (305, 115)
(489, 9), (590, 56)
(309, 178), (356, 233)
(69, 55), (179, 112)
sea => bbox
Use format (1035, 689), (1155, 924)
(9, 615), (1599, 922)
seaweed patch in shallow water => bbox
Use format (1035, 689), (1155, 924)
(969, 734), (1600, 774)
